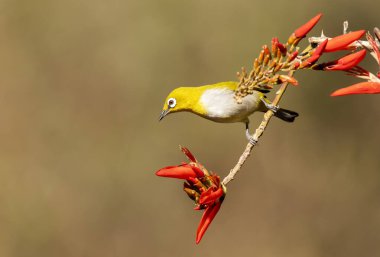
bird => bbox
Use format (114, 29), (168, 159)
(159, 81), (298, 144)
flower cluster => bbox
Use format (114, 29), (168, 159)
(156, 147), (226, 244)
(329, 28), (380, 96)
(234, 13), (369, 102)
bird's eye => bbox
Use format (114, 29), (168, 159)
(167, 98), (176, 108)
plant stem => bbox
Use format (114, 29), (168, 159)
(222, 70), (295, 185)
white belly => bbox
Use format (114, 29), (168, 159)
(200, 88), (262, 123)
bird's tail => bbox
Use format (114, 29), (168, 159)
(274, 108), (299, 122)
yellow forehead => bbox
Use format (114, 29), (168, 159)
(162, 87), (198, 110)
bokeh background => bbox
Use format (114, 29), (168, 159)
(0, 0), (379, 256)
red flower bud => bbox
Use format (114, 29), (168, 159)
(180, 146), (196, 162)
(190, 165), (205, 178)
(199, 187), (224, 205)
(287, 51), (299, 62)
(196, 202), (222, 244)
(312, 39), (328, 56)
(271, 37), (279, 55)
(300, 54), (320, 68)
(156, 164), (199, 179)
(324, 30), (366, 52)
(279, 75), (298, 86)
(331, 82), (380, 96)
(263, 45), (271, 59)
(186, 177), (207, 192)
(324, 49), (366, 71)
(277, 42), (287, 56)
(300, 39), (328, 68)
(294, 13), (323, 38)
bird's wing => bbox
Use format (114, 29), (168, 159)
(253, 88), (270, 93)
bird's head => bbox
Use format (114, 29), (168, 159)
(159, 87), (200, 121)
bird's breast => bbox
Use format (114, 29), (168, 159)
(199, 88), (262, 123)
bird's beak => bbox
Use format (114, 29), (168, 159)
(159, 109), (169, 121)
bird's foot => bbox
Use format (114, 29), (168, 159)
(261, 98), (279, 113)
(248, 137), (258, 145)
(246, 129), (258, 146)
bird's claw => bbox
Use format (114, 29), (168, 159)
(261, 98), (279, 113)
(245, 129), (258, 145)
(248, 137), (258, 146)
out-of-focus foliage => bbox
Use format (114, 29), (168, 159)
(0, 0), (379, 256)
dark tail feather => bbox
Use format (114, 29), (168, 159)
(274, 108), (299, 122)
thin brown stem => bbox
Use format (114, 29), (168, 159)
(222, 70), (295, 185)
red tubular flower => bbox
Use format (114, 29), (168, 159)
(324, 30), (366, 52)
(300, 39), (328, 68)
(331, 82), (380, 96)
(199, 185), (224, 205)
(323, 49), (367, 71)
(294, 13), (323, 38)
(196, 201), (222, 244)
(156, 146), (226, 244)
(288, 13), (322, 45)
(156, 164), (203, 179)
(312, 39), (329, 56)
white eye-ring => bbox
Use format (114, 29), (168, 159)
(167, 98), (176, 108)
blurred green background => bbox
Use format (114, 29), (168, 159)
(0, 0), (379, 256)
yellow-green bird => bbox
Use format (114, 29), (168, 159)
(159, 81), (298, 144)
